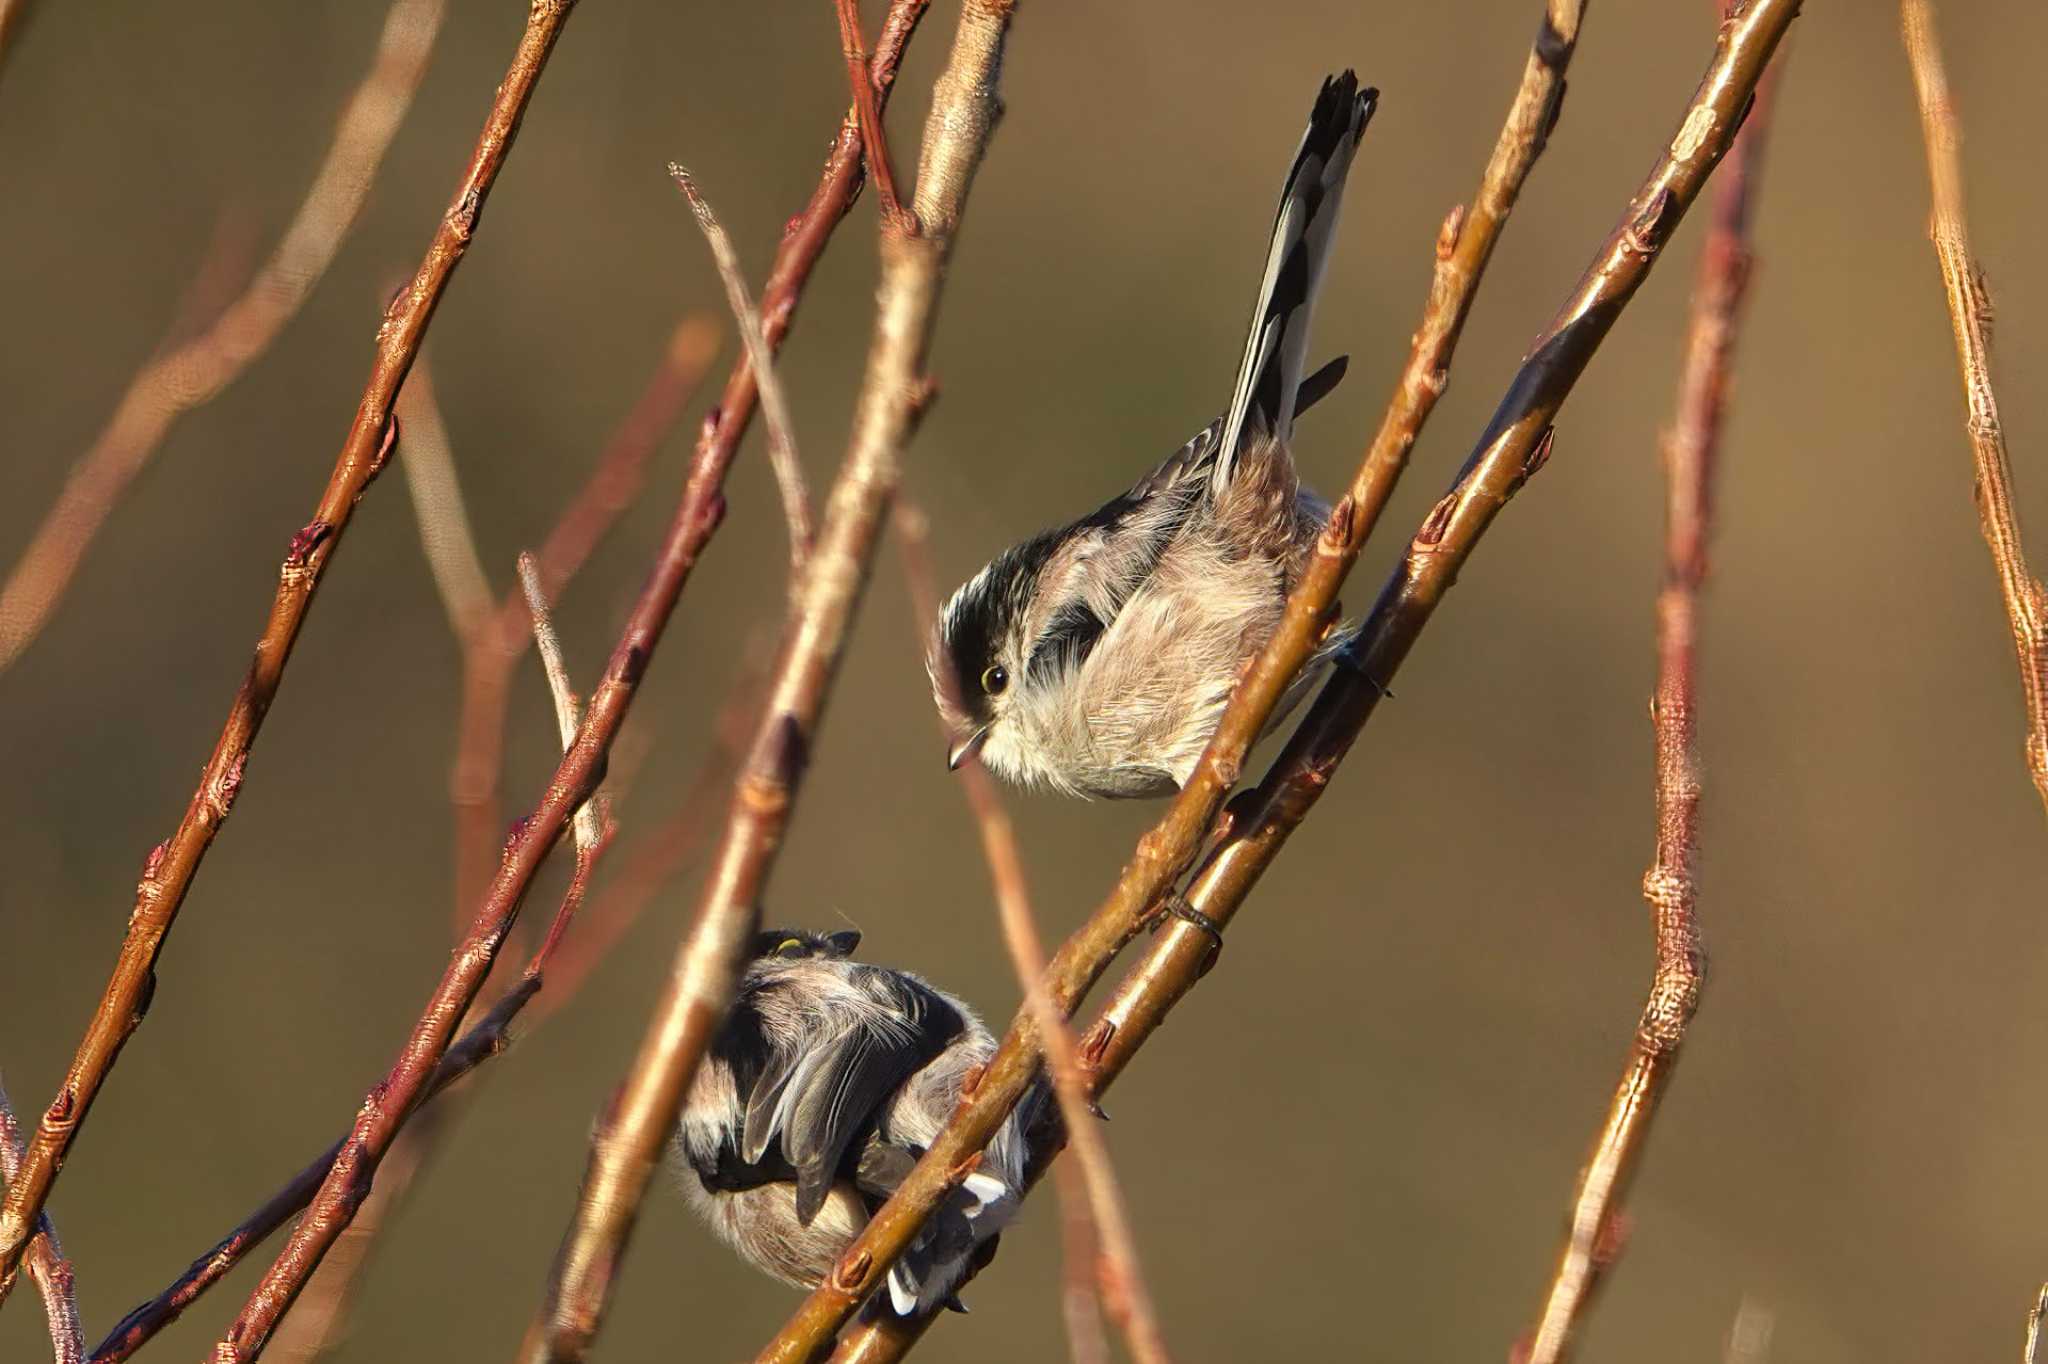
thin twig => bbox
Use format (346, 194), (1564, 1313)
(805, 6), (1801, 1359)
(523, 3), (1005, 1358)
(0, 0), (34, 82)
(1521, 22), (1783, 1363)
(0, 1079), (80, 1364)
(397, 351), (495, 641)
(0, 0), (556, 1303)
(2024, 1285), (2048, 1364)
(1050, 1161), (1111, 1364)
(0, 0), (447, 673)
(835, 0), (907, 227)
(1902, 0), (2048, 818)
(671, 166), (816, 574)
(450, 314), (719, 927)
(83, 652), (778, 1362)
(895, 503), (1169, 1364)
(520, 552), (604, 856)
(1724, 1298), (1774, 1364)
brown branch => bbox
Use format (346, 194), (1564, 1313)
(522, 3), (1007, 1358)
(2025, 1285), (2048, 1364)
(397, 351), (495, 641)
(671, 166), (816, 574)
(0, 0), (35, 83)
(83, 652), (773, 1363)
(449, 314), (719, 927)
(810, 5), (1804, 1359)
(1520, 24), (1783, 1364)
(0, 0), (447, 673)
(1902, 0), (2048, 817)
(836, 0), (906, 227)
(1049, 1161), (1111, 1364)
(785, 3), (1590, 1354)
(0, 0), (553, 1303)
(0, 1079), (80, 1364)
(895, 504), (1169, 1364)
(450, 0), (930, 921)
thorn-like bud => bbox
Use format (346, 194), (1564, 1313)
(1436, 204), (1467, 261)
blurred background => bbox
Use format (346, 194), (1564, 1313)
(3, 1), (2045, 1360)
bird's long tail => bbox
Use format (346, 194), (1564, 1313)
(1211, 72), (1378, 499)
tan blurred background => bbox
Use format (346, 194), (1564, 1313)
(3, 1), (2046, 1360)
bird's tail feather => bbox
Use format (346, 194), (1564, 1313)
(1212, 72), (1378, 499)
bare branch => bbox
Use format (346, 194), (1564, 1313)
(519, 551), (603, 856)
(522, 2), (1009, 1358)
(397, 352), (494, 641)
(670, 166), (816, 572)
(1520, 20), (1784, 1361)
(0, 0), (447, 672)
(896, 503), (1170, 1364)
(808, 5), (1802, 1358)
(0, 0), (555, 1302)
(836, 0), (907, 227)
(1902, 0), (2048, 817)
(0, 1079), (80, 1364)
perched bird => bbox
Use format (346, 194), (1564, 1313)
(930, 73), (1379, 798)
(672, 928), (1035, 1317)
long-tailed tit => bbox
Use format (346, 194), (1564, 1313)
(931, 73), (1378, 798)
(672, 928), (1037, 1317)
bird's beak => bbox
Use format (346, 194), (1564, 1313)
(947, 725), (990, 771)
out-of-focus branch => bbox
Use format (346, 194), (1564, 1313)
(397, 352), (495, 641)
(895, 504), (1169, 1364)
(449, 314), (718, 925)
(0, 0), (36, 83)
(1520, 22), (1783, 1363)
(521, 552), (607, 860)
(1050, 1161), (1111, 1364)
(1724, 1299), (1774, 1364)
(0, 0), (555, 1304)
(523, 3), (1006, 1359)
(0, 0), (447, 673)
(84, 651), (774, 1363)
(0, 1079), (80, 1364)
(1901, 0), (2048, 818)
(671, 167), (815, 573)
(793, 3), (1593, 1355)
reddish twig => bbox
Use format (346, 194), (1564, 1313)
(1520, 20), (1784, 1363)
(522, 4), (1005, 1358)
(801, 5), (1802, 1359)
(671, 166), (816, 574)
(451, 313), (720, 927)
(0, 0), (555, 1302)
(896, 503), (1170, 1364)
(0, 0), (447, 673)
(1901, 0), (2048, 819)
(1050, 1161), (1111, 1364)
(835, 0), (907, 227)
(0, 1079), (80, 1364)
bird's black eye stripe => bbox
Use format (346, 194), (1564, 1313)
(1026, 601), (1107, 685)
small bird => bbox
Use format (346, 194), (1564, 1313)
(930, 73), (1378, 798)
(673, 928), (1035, 1317)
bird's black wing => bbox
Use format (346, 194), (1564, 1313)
(742, 967), (966, 1226)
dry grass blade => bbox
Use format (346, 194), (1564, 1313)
(1520, 19), (1784, 1362)
(0, 0), (447, 673)
(1901, 0), (2048, 818)
(670, 165), (815, 573)
(0, 1079), (80, 1364)
(397, 351), (494, 641)
(896, 504), (1171, 1364)
(0, 0), (558, 1303)
(523, 3), (1008, 1358)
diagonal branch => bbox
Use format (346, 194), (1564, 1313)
(0, 0), (447, 673)
(1519, 19), (1785, 1362)
(396, 350), (496, 641)
(780, 2), (1587, 1354)
(521, 2), (1012, 1357)
(671, 166), (816, 574)
(808, 4), (1802, 1359)
(835, 0), (907, 227)
(1901, 0), (2048, 819)
(0, 1079), (80, 1364)
(896, 504), (1170, 1364)
(0, 0), (554, 1304)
